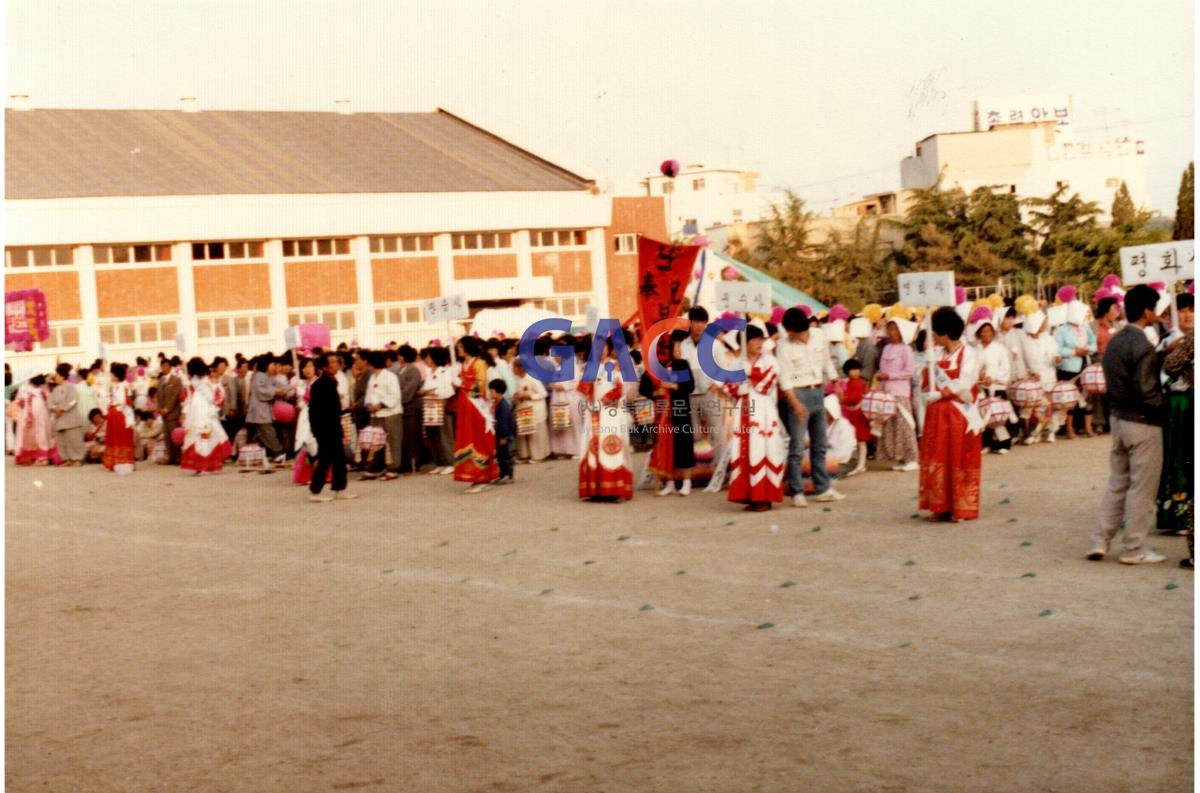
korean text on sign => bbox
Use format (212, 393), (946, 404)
(897, 271), (956, 308)
(1119, 241), (1195, 286)
(424, 294), (469, 324)
(714, 282), (771, 315)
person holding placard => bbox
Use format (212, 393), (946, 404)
(918, 308), (983, 522)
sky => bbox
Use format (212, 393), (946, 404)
(5, 0), (1195, 213)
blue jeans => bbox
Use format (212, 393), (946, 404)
(783, 386), (830, 496)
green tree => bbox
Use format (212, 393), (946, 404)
(958, 187), (1034, 282)
(752, 190), (821, 288)
(1024, 185), (1101, 264)
(1110, 181), (1136, 232)
(1174, 162), (1194, 241)
(895, 177), (968, 272)
(812, 217), (896, 306)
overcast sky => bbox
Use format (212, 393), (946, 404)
(6, 0), (1195, 213)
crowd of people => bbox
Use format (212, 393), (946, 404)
(5, 278), (1192, 565)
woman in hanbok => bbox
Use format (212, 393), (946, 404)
(101, 363), (136, 472)
(577, 338), (634, 501)
(453, 337), (499, 493)
(639, 330), (696, 496)
(918, 308), (983, 522)
(725, 325), (785, 511)
(13, 376), (57, 466)
(548, 336), (585, 459)
(181, 357), (232, 475)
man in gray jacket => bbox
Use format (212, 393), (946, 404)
(1089, 284), (1167, 565)
(246, 354), (286, 465)
(48, 363), (85, 464)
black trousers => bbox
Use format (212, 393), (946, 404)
(310, 434), (347, 494)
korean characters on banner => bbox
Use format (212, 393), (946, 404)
(636, 236), (702, 327)
(423, 294), (469, 325)
(1119, 241), (1195, 286)
(974, 94), (1073, 138)
(714, 282), (770, 316)
(898, 271), (956, 308)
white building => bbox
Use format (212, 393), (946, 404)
(641, 166), (785, 237)
(900, 116), (1149, 223)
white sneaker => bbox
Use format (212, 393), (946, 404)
(792, 494), (808, 508)
(1086, 542), (1108, 561)
(892, 461), (919, 472)
(1119, 550), (1166, 565)
(679, 480), (692, 497)
(996, 448), (1009, 455)
(813, 488), (846, 503)
(1045, 434), (1056, 444)
(658, 483), (677, 497)
(1022, 436), (1040, 446)
(439, 466), (454, 475)
(334, 492), (358, 500)
(309, 494), (333, 503)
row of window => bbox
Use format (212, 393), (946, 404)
(532, 229), (587, 247)
(531, 295), (591, 317)
(287, 310), (357, 331)
(374, 305), (425, 327)
(5, 247), (75, 267)
(192, 241), (266, 261)
(99, 318), (179, 346)
(281, 238), (352, 258)
(197, 314), (271, 340)
(370, 235), (434, 254)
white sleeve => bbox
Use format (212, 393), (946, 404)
(950, 347), (980, 399)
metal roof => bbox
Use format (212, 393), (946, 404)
(5, 108), (594, 199)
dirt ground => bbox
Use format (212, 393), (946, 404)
(5, 436), (1193, 793)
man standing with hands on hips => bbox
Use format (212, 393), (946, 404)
(774, 307), (847, 507)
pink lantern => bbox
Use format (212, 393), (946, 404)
(660, 159), (681, 178)
(769, 306), (786, 325)
(722, 266), (739, 280)
(1102, 273), (1121, 289)
(1056, 285), (1077, 303)
(954, 286), (967, 305)
(272, 401), (297, 423)
(171, 427), (186, 446)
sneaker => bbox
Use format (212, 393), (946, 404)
(895, 461), (919, 472)
(465, 483), (490, 494)
(1045, 434), (1056, 444)
(658, 483), (677, 497)
(439, 466), (454, 475)
(996, 448), (1009, 455)
(845, 465), (866, 478)
(813, 488), (847, 503)
(1086, 542), (1108, 561)
(334, 492), (358, 500)
(679, 480), (692, 497)
(272, 454), (287, 464)
(309, 494), (333, 503)
(1119, 550), (1166, 565)
(494, 476), (513, 485)
(1021, 436), (1039, 446)
(792, 494), (808, 508)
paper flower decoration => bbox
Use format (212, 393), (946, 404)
(969, 305), (994, 324)
(862, 303), (884, 324)
(987, 293), (1005, 309)
(886, 303), (912, 320)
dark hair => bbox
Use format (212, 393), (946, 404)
(384, 349), (399, 364)
(254, 356), (272, 373)
(930, 307), (965, 340)
(687, 306), (709, 322)
(782, 307), (809, 333)
(55, 363), (72, 379)
(30, 374), (47, 387)
(765, 321), (778, 337)
(169, 355), (182, 367)
(842, 358), (862, 375)
(914, 329), (927, 352)
(398, 344), (418, 363)
(366, 351), (387, 369)
(148, 386), (157, 397)
(459, 336), (495, 367)
(488, 378), (508, 395)
(314, 352), (334, 370)
(1004, 307), (1018, 320)
(1096, 297), (1118, 318)
(669, 328), (689, 345)
(135, 357), (147, 366)
(745, 324), (765, 341)
(1177, 293), (1193, 311)
(88, 408), (103, 421)
(574, 334), (592, 356)
(211, 356), (228, 369)
(630, 349), (643, 365)
(430, 346), (451, 367)
(186, 357), (209, 378)
(534, 336), (552, 356)
(110, 363), (128, 381)
(1124, 284), (1159, 323)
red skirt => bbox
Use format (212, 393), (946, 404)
(578, 412), (633, 501)
(453, 394), (498, 484)
(102, 408), (136, 470)
(181, 439), (233, 473)
(918, 400), (982, 520)
(292, 450), (333, 485)
(844, 406), (871, 442)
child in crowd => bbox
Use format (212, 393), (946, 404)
(84, 408), (106, 462)
(837, 358), (870, 477)
(134, 410), (164, 461)
(490, 379), (515, 485)
(825, 394), (858, 470)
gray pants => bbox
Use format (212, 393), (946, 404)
(369, 413), (404, 474)
(1093, 416), (1163, 557)
(56, 426), (86, 462)
(689, 391), (726, 456)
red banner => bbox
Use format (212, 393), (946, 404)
(636, 236), (702, 329)
(5, 289), (50, 352)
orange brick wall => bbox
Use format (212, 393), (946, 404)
(284, 259), (357, 307)
(605, 196), (667, 320)
(531, 250), (592, 293)
(452, 254), (518, 280)
(193, 264), (272, 312)
(373, 257), (440, 301)
(5, 271), (82, 321)
(96, 268), (179, 318)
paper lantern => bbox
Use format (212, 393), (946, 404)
(722, 266), (739, 280)
(272, 401), (297, 423)
(1010, 379), (1044, 410)
(171, 426), (186, 446)
(1049, 381), (1080, 408)
(979, 396), (1015, 428)
(954, 286), (967, 305)
(1056, 285), (1077, 304)
(1079, 364), (1106, 395)
(861, 390), (898, 422)
(660, 159), (681, 178)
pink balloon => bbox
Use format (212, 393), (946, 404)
(660, 159), (681, 178)
(722, 266), (739, 280)
(272, 401), (297, 423)
(171, 427), (186, 446)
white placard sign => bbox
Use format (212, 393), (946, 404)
(423, 293), (469, 324)
(898, 271), (956, 307)
(283, 326), (299, 350)
(714, 282), (770, 315)
(585, 304), (600, 333)
(1119, 240), (1194, 286)
(174, 332), (187, 355)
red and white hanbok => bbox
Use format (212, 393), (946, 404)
(453, 358), (498, 484)
(725, 353), (786, 506)
(101, 381), (136, 471)
(918, 343), (983, 520)
(181, 376), (232, 473)
(577, 369), (634, 501)
(13, 384), (57, 465)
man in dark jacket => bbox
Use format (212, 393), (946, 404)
(1089, 284), (1166, 564)
(308, 352), (356, 502)
(397, 345), (424, 473)
(157, 358), (184, 465)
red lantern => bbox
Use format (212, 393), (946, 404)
(171, 427), (186, 446)
(660, 159), (680, 178)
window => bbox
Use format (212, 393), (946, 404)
(98, 317), (178, 345)
(531, 229), (587, 247)
(5, 246), (74, 268)
(28, 323), (82, 350)
(282, 238), (351, 258)
(369, 235), (434, 254)
(613, 233), (638, 254)
(451, 232), (512, 251)
(373, 303), (425, 326)
(661, 182), (674, 194)
(286, 310), (356, 330)
(191, 241), (265, 261)
(93, 244), (172, 265)
(692, 178), (705, 191)
(196, 313), (271, 340)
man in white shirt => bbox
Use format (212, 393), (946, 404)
(680, 306), (725, 461)
(774, 307), (846, 506)
(362, 350), (403, 481)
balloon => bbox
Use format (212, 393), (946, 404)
(1056, 285), (1077, 304)
(272, 401), (297, 423)
(171, 427), (186, 446)
(722, 266), (739, 280)
(660, 159), (681, 178)
(954, 286), (967, 305)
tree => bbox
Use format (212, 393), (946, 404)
(1110, 181), (1136, 232)
(958, 187), (1034, 281)
(1024, 185), (1101, 262)
(752, 190), (821, 288)
(894, 177), (969, 272)
(811, 217), (897, 306)
(1174, 162), (1194, 241)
